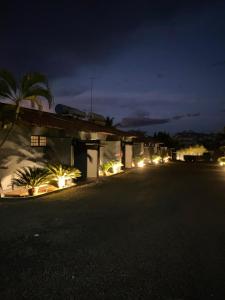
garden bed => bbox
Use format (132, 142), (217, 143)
(0, 178), (99, 201)
(0, 183), (75, 200)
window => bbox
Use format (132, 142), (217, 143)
(31, 136), (47, 147)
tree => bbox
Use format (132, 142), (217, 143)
(0, 70), (53, 148)
(153, 131), (179, 148)
(105, 116), (114, 127)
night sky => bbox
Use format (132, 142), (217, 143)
(1, 0), (225, 134)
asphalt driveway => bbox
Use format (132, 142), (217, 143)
(0, 163), (225, 299)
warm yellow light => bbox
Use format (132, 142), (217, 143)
(163, 156), (170, 163)
(152, 157), (161, 164)
(58, 176), (66, 188)
(176, 145), (207, 161)
(219, 162), (224, 166)
(99, 169), (104, 176)
(137, 160), (145, 168)
(112, 164), (119, 174)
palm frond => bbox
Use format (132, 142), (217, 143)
(23, 96), (43, 110)
(12, 167), (49, 188)
(0, 70), (54, 150)
(101, 161), (114, 173)
(0, 80), (16, 101)
(0, 69), (17, 95)
(47, 164), (81, 180)
(23, 86), (53, 108)
(21, 72), (49, 93)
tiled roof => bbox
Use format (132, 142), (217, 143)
(0, 103), (134, 137)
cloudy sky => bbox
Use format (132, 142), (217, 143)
(1, 0), (225, 133)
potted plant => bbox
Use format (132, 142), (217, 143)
(46, 164), (81, 188)
(12, 166), (49, 196)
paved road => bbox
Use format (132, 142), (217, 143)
(0, 163), (225, 299)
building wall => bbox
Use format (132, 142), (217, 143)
(0, 123), (75, 190)
(133, 142), (144, 158)
(125, 144), (133, 168)
(87, 149), (98, 178)
(0, 121), (132, 189)
(100, 141), (122, 164)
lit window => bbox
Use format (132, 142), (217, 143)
(31, 136), (47, 147)
(39, 136), (47, 146)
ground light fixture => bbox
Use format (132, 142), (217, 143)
(163, 156), (170, 163)
(137, 160), (145, 168)
(218, 157), (225, 166)
(112, 162), (121, 174)
(152, 156), (161, 165)
(58, 176), (66, 188)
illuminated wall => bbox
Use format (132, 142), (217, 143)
(0, 123), (77, 190)
(176, 145), (207, 161)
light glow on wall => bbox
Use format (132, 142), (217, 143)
(176, 145), (207, 161)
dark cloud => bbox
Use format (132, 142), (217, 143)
(186, 112), (200, 117)
(135, 110), (150, 118)
(120, 117), (170, 127)
(1, 0), (222, 78)
(56, 86), (88, 97)
(172, 113), (200, 120)
(120, 111), (201, 128)
(172, 115), (185, 120)
(120, 99), (179, 109)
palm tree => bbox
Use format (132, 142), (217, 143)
(0, 70), (53, 148)
(105, 116), (114, 127)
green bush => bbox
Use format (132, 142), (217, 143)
(46, 164), (81, 187)
(12, 166), (49, 195)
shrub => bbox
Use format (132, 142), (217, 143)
(46, 164), (81, 188)
(100, 160), (123, 175)
(12, 166), (49, 195)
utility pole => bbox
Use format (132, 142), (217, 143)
(90, 77), (95, 117)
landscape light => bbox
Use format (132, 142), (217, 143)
(152, 156), (161, 165)
(137, 160), (145, 168)
(112, 164), (120, 174)
(58, 176), (66, 188)
(163, 156), (170, 163)
(218, 157), (225, 167)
